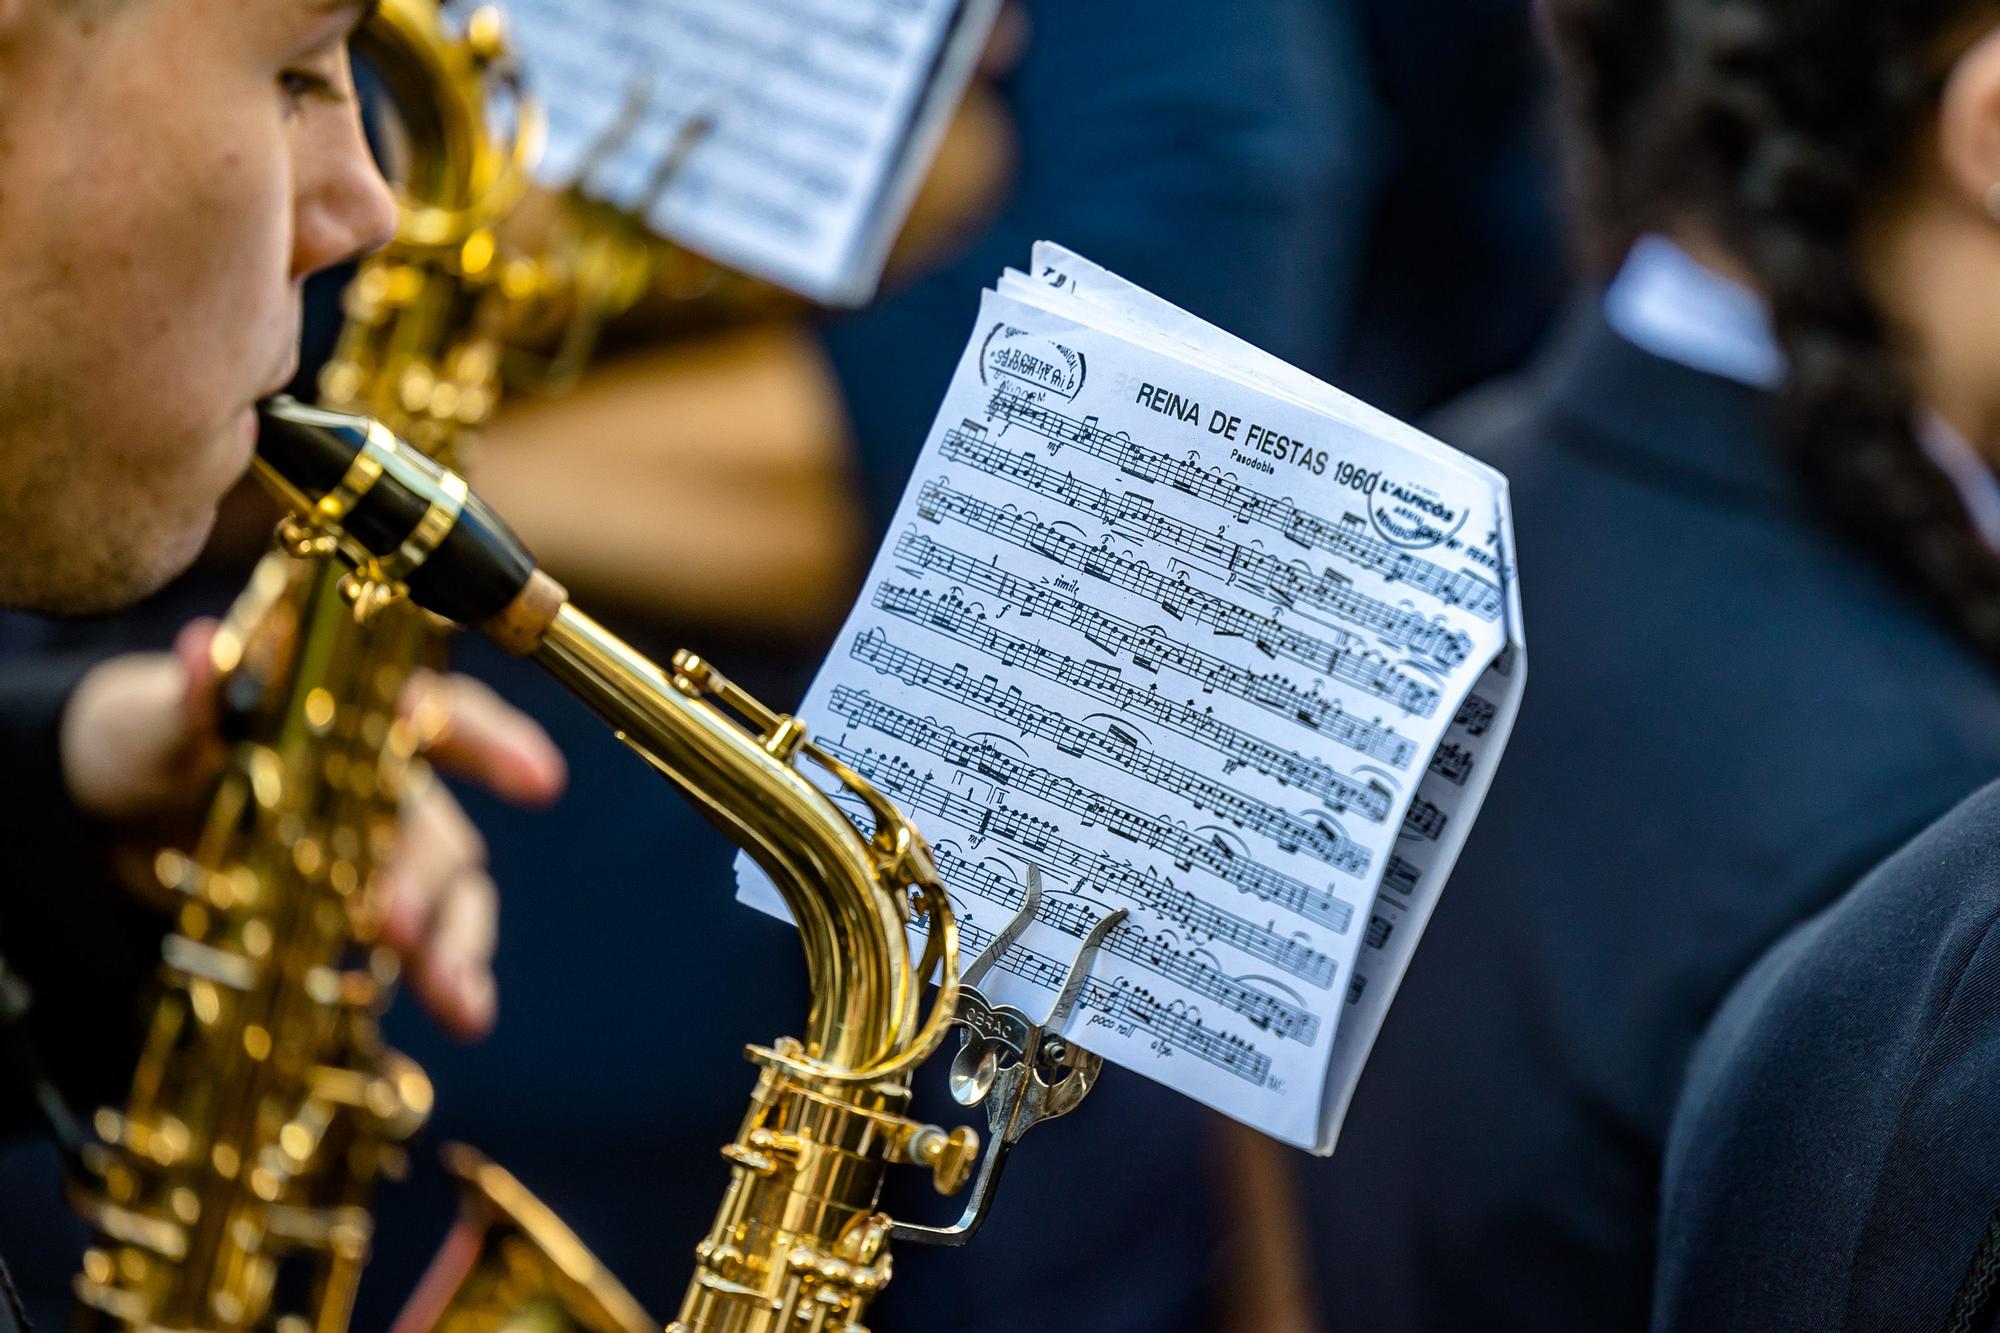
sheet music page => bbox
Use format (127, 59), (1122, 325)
(998, 247), (1529, 1148)
(495, 0), (994, 305)
(739, 251), (1524, 1151)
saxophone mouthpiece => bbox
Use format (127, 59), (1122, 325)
(254, 396), (568, 652)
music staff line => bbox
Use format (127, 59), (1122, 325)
(933, 847), (1320, 1045)
(940, 429), (1474, 670)
(872, 581), (1419, 786)
(985, 385), (1504, 621)
(955, 916), (1275, 1087)
(830, 685), (1373, 884)
(893, 532), (1437, 735)
(818, 738), (1347, 981)
(908, 490), (1447, 720)
(851, 626), (1396, 824)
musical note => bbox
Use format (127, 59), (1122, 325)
(928, 455), (1474, 669)
(895, 531), (1442, 720)
(1399, 797), (1447, 843)
(1454, 693), (1499, 738)
(1117, 983), (1272, 1083)
(872, 581), (1416, 768)
(985, 385), (1505, 620)
(817, 734), (1359, 936)
(936, 849), (1319, 1044)
(957, 916), (1274, 1085)
(830, 685), (1373, 877)
(1429, 743), (1475, 786)
(823, 749), (1338, 988)
(851, 628), (1396, 821)
(504, 0), (977, 302)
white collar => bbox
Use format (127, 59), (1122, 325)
(1918, 412), (2000, 552)
(1605, 234), (2000, 550)
(1604, 234), (1785, 390)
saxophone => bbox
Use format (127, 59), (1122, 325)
(67, 5), (646, 1330)
(251, 401), (1119, 1332)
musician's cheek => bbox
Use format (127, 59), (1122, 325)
(0, 2), (304, 607)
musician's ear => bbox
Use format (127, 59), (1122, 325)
(1935, 23), (2000, 225)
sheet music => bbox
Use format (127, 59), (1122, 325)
(738, 246), (1525, 1152)
(1005, 246), (1529, 1149)
(495, 0), (999, 305)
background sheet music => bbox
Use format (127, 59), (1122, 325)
(495, 0), (1000, 306)
(739, 245), (1526, 1152)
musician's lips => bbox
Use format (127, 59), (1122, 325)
(238, 357), (296, 460)
(258, 353), (301, 403)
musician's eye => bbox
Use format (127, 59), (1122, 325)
(280, 65), (346, 114)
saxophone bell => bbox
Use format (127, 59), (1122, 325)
(390, 1145), (655, 1333)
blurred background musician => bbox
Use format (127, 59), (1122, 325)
(0, 0), (569, 1324)
(1637, 4), (2000, 1329)
(1282, 0), (2000, 1327)
(1321, 0), (1569, 422)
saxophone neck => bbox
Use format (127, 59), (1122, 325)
(530, 602), (956, 1075)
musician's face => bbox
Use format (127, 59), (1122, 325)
(0, 0), (396, 614)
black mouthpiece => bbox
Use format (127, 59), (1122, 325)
(255, 396), (539, 628)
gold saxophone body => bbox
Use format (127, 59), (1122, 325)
(67, 5), (646, 1330)
(252, 402), (1118, 1333)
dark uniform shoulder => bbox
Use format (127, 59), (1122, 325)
(1659, 779), (2000, 1332)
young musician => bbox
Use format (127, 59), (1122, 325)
(0, 1), (565, 1317)
(1293, 0), (2000, 1327)
(1642, 5), (2000, 1325)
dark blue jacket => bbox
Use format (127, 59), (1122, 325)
(1298, 310), (2000, 1330)
(0, 651), (162, 1143)
(1657, 778), (2000, 1332)
(1332, 0), (1567, 418)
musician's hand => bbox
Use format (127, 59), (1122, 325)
(59, 619), (566, 1040)
(376, 668), (565, 1038)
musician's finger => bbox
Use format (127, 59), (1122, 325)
(410, 866), (500, 1041)
(174, 617), (222, 740)
(381, 772), (487, 956)
(405, 670), (566, 807)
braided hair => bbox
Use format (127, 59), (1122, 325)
(1557, 0), (2000, 662)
